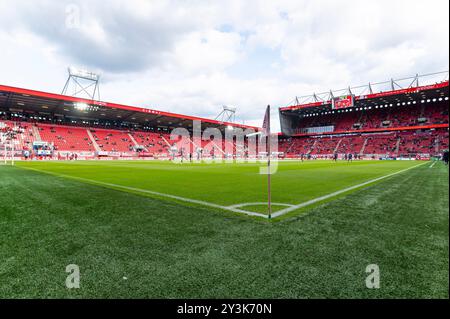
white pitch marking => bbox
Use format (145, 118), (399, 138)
(228, 202), (294, 209)
(271, 162), (429, 218)
(16, 166), (269, 219)
(429, 161), (437, 168)
(17, 161), (427, 220)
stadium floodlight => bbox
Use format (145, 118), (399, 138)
(68, 67), (100, 81)
(74, 102), (89, 111)
(223, 106), (237, 113)
(62, 67), (101, 100)
(215, 105), (237, 123)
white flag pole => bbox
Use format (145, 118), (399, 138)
(267, 105), (272, 219)
(11, 136), (15, 166)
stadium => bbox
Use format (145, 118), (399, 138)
(0, 0), (448, 303)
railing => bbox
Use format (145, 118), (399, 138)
(287, 71), (449, 106)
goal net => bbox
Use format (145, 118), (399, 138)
(0, 126), (18, 166)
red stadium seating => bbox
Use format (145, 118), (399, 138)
(90, 129), (134, 152)
(2, 96), (448, 160)
(281, 99), (448, 157)
(129, 131), (171, 154)
(37, 124), (95, 152)
(280, 129), (448, 157)
(0, 121), (35, 150)
(293, 101), (448, 134)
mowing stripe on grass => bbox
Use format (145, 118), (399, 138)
(271, 161), (429, 218)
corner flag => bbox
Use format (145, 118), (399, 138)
(262, 105), (272, 219)
(262, 105), (270, 138)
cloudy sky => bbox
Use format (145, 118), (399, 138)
(0, 0), (448, 131)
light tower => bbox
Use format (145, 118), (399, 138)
(62, 67), (101, 100)
(215, 105), (237, 124)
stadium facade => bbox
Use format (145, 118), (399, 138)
(0, 83), (259, 160)
(279, 72), (449, 160)
(0, 72), (449, 161)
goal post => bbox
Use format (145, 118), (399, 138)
(1, 143), (15, 166)
(0, 130), (17, 166)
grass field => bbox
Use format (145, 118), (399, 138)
(13, 159), (427, 218)
(0, 159), (448, 298)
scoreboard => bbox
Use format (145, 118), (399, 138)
(332, 95), (354, 109)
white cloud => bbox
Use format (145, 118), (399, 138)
(169, 30), (243, 74)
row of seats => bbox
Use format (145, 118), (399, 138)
(293, 101), (448, 134)
(279, 129), (448, 156)
(1, 120), (256, 156)
(0, 121), (35, 150)
(38, 125), (96, 152)
(2, 118), (447, 157)
(90, 130), (134, 152)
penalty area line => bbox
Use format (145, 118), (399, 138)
(15, 166), (269, 219)
(271, 161), (429, 218)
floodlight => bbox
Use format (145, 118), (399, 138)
(74, 102), (89, 111)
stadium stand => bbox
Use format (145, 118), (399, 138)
(37, 124), (96, 152)
(0, 82), (260, 159)
(0, 74), (448, 160)
(278, 77), (449, 159)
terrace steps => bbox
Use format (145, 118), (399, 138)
(31, 125), (41, 142)
(160, 135), (172, 148)
(360, 138), (368, 155)
(128, 133), (146, 151)
(394, 137), (401, 156)
(87, 130), (101, 152)
(307, 140), (317, 155)
(334, 138), (343, 154)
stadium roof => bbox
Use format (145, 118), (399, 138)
(280, 72), (449, 116)
(0, 84), (259, 131)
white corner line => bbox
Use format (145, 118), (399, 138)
(16, 166), (269, 219)
(16, 161), (427, 220)
(271, 162), (429, 218)
(227, 202), (294, 209)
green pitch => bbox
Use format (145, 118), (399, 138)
(0, 160), (448, 298)
(13, 159), (426, 218)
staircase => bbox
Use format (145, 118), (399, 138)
(160, 135), (173, 148)
(359, 138), (368, 155)
(128, 133), (147, 151)
(32, 125), (42, 142)
(333, 138), (343, 154)
(307, 140), (317, 154)
(285, 139), (296, 154)
(394, 137), (401, 156)
(211, 140), (226, 155)
(86, 130), (102, 152)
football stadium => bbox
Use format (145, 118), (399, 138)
(1, 72), (449, 299)
(0, 0), (448, 303)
